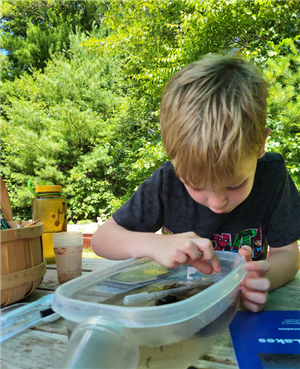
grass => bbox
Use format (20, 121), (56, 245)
(82, 247), (102, 258)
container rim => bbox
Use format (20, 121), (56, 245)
(53, 231), (83, 247)
(53, 252), (247, 327)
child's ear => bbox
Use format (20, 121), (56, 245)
(257, 128), (272, 159)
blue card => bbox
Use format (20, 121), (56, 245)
(229, 311), (300, 369)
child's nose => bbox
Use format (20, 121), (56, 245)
(207, 193), (227, 209)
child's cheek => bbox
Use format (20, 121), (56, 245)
(230, 186), (251, 205)
(193, 193), (207, 206)
(185, 187), (206, 206)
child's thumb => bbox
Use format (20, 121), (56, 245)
(238, 245), (252, 262)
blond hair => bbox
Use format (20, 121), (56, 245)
(160, 55), (269, 187)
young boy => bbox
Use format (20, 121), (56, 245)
(92, 55), (300, 313)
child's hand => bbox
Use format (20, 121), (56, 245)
(151, 232), (221, 275)
(238, 246), (270, 312)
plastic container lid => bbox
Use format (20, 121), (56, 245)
(53, 232), (83, 247)
(53, 252), (247, 328)
(35, 185), (62, 193)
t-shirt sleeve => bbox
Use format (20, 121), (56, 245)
(112, 166), (165, 232)
(265, 161), (300, 247)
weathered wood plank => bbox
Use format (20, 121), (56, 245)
(196, 331), (238, 368)
(0, 362), (21, 369)
(32, 318), (67, 336)
(194, 359), (238, 369)
(47, 257), (125, 271)
(38, 258), (126, 290)
(82, 257), (126, 271)
(0, 330), (68, 369)
(39, 269), (91, 290)
(204, 329), (236, 353)
(265, 288), (300, 310)
(196, 329), (237, 367)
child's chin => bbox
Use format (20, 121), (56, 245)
(210, 207), (233, 214)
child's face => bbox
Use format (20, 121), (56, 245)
(182, 156), (258, 214)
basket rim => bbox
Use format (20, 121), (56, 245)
(1, 259), (47, 291)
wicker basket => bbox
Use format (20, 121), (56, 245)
(1, 177), (47, 307)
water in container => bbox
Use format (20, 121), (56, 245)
(53, 253), (247, 369)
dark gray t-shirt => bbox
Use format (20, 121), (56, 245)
(113, 153), (300, 260)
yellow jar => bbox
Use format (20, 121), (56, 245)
(32, 185), (67, 264)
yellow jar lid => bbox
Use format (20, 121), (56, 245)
(35, 185), (62, 193)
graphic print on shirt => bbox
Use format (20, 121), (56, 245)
(162, 226), (173, 235)
(213, 233), (232, 251)
(232, 225), (263, 258)
(213, 225), (263, 258)
(163, 225), (263, 258)
(252, 225), (263, 258)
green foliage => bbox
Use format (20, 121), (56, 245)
(263, 40), (300, 190)
(92, 0), (300, 111)
(1, 32), (125, 221)
(87, 0), (300, 196)
(125, 140), (168, 193)
(1, 0), (299, 223)
(1, 21), (71, 80)
(0, 0), (110, 80)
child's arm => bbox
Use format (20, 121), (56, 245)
(91, 217), (221, 274)
(239, 242), (299, 312)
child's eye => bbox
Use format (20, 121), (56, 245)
(192, 188), (202, 192)
(227, 183), (244, 192)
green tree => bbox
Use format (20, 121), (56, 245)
(0, 0), (111, 80)
(264, 40), (300, 190)
(1, 0), (299, 223)
(92, 0), (300, 108)
(1, 32), (125, 221)
(86, 0), (300, 196)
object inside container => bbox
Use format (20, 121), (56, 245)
(102, 280), (215, 307)
(68, 260), (217, 306)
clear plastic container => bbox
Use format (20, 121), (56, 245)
(32, 185), (67, 264)
(53, 252), (247, 369)
(57, 317), (139, 369)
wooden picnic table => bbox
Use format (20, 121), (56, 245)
(1, 258), (299, 369)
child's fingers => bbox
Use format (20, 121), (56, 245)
(238, 245), (252, 262)
(240, 286), (268, 306)
(172, 249), (189, 264)
(200, 250), (221, 273)
(168, 233), (221, 273)
(172, 248), (214, 274)
(190, 258), (214, 274)
(180, 241), (203, 262)
(192, 238), (221, 273)
(241, 277), (270, 292)
(245, 260), (269, 273)
(240, 297), (265, 313)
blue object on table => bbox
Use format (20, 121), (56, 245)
(0, 294), (60, 342)
(229, 310), (300, 369)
